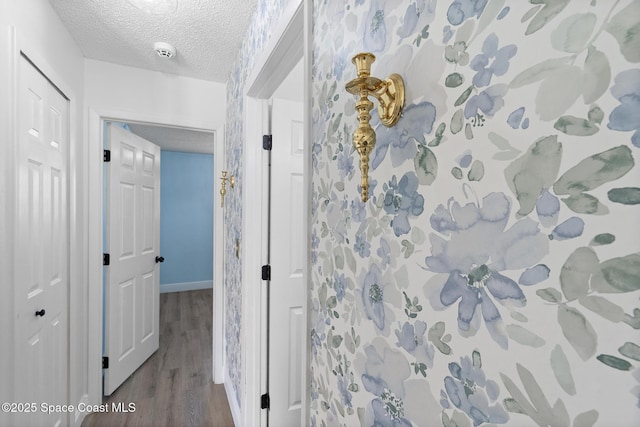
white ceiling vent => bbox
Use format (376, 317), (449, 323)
(154, 42), (176, 59)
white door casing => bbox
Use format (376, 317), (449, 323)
(269, 97), (304, 426)
(15, 53), (69, 427)
(104, 124), (161, 395)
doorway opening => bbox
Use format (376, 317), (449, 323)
(88, 111), (226, 405)
(101, 121), (217, 396)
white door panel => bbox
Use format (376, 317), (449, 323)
(105, 124), (160, 395)
(15, 54), (69, 427)
(269, 98), (304, 426)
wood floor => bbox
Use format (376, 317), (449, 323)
(82, 289), (234, 427)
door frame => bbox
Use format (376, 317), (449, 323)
(2, 26), (79, 425)
(242, 0), (312, 425)
(87, 109), (226, 405)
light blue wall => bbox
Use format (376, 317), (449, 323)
(160, 151), (214, 286)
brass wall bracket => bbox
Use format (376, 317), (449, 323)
(220, 171), (236, 207)
(345, 52), (405, 202)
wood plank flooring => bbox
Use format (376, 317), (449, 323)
(82, 289), (234, 427)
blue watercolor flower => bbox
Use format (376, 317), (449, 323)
(464, 84), (508, 119)
(377, 237), (392, 269)
(442, 351), (509, 426)
(383, 172), (425, 237)
(363, 0), (388, 52)
(359, 264), (397, 333)
(354, 233), (372, 258)
(447, 0), (488, 26)
(361, 343), (412, 425)
(395, 320), (435, 367)
(351, 198), (367, 223)
(397, 1), (436, 41)
(470, 33), (517, 88)
(337, 375), (353, 410)
(607, 69), (640, 148)
(336, 149), (355, 180)
(535, 189), (560, 228)
(371, 101), (437, 169)
(443, 25), (454, 43)
(426, 192), (549, 348)
(333, 272), (347, 302)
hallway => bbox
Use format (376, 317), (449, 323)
(82, 289), (233, 427)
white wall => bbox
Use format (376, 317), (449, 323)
(0, 0), (87, 425)
(85, 59), (225, 130)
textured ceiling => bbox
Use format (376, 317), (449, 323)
(49, 0), (259, 82)
(127, 123), (215, 154)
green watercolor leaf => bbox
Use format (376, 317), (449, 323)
(467, 160), (484, 181)
(587, 105), (604, 124)
(335, 181), (345, 191)
(414, 145), (438, 186)
(344, 332), (355, 354)
(451, 109), (464, 134)
(522, 5), (542, 23)
(592, 253), (640, 293)
(331, 334), (343, 348)
(558, 305), (598, 361)
(578, 295), (625, 322)
(596, 354), (633, 371)
(537, 287), (563, 303)
(526, 0), (571, 35)
(455, 85), (474, 107)
(451, 167), (463, 180)
(560, 247), (599, 301)
(590, 233), (615, 246)
(510, 56), (572, 88)
(551, 345), (576, 395)
(582, 46), (611, 104)
(619, 342), (640, 361)
(608, 187), (640, 205)
(436, 122), (446, 137)
(553, 116), (599, 136)
(334, 246), (344, 270)
(573, 410), (599, 427)
(551, 13), (597, 53)
(624, 308), (640, 329)
(517, 363), (569, 426)
(344, 247), (356, 274)
(428, 321), (452, 355)
(445, 72), (464, 88)
(503, 397), (526, 414)
(465, 123), (473, 140)
(475, 0), (507, 37)
(535, 65), (583, 121)
(554, 145), (635, 195)
(506, 324), (546, 347)
(504, 135), (563, 217)
(488, 131), (512, 150)
(562, 193), (609, 215)
(605, 0), (640, 63)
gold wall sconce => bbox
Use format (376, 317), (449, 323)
(220, 171), (236, 207)
(345, 52), (405, 202)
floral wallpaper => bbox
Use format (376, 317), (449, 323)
(310, 1), (640, 426)
(224, 0), (287, 410)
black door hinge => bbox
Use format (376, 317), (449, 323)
(262, 135), (272, 151)
(102, 357), (109, 369)
(103, 149), (111, 162)
(260, 393), (270, 410)
(103, 253), (110, 266)
(261, 265), (271, 281)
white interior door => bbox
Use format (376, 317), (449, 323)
(104, 124), (161, 395)
(14, 53), (69, 427)
(269, 97), (304, 426)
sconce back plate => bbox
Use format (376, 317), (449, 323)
(379, 74), (404, 127)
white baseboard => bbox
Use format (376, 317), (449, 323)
(159, 280), (213, 293)
(224, 380), (241, 427)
